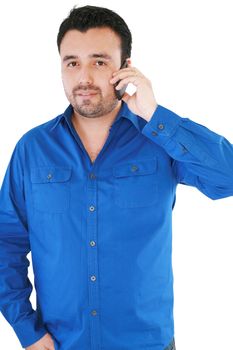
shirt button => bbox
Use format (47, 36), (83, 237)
(90, 275), (96, 281)
(90, 240), (96, 247)
(91, 310), (97, 316)
(158, 123), (164, 130)
(152, 131), (158, 136)
(89, 173), (96, 179)
(47, 173), (53, 180)
(89, 206), (95, 212)
(131, 165), (138, 172)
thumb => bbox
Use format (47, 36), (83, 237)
(122, 92), (131, 103)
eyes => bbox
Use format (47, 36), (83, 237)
(67, 60), (107, 68)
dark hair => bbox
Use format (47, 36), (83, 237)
(57, 5), (132, 65)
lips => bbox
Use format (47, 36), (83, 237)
(77, 91), (98, 96)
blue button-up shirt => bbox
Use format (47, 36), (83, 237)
(0, 102), (233, 350)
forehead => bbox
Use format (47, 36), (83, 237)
(60, 27), (121, 58)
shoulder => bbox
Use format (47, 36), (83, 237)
(17, 112), (64, 147)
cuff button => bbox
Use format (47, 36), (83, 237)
(152, 131), (158, 136)
(158, 123), (164, 130)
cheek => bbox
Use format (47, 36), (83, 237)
(98, 70), (113, 87)
(62, 73), (74, 90)
(100, 77), (115, 95)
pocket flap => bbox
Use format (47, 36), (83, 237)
(30, 167), (72, 183)
(113, 158), (157, 178)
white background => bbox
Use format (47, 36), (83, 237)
(0, 0), (233, 349)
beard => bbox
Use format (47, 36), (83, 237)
(66, 85), (119, 119)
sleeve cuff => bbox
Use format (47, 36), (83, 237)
(12, 311), (48, 348)
(141, 104), (183, 145)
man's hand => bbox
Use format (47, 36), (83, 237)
(110, 61), (158, 122)
(25, 332), (56, 350)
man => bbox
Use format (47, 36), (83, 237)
(0, 5), (232, 350)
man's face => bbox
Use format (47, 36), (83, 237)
(60, 27), (123, 118)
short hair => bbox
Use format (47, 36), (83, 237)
(57, 5), (132, 65)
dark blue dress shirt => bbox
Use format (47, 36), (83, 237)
(0, 101), (233, 350)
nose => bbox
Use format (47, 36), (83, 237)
(77, 65), (93, 85)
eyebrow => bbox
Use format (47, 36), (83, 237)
(62, 53), (112, 62)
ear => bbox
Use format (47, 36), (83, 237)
(126, 58), (132, 66)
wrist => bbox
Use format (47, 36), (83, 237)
(143, 102), (158, 122)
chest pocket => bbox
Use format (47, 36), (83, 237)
(30, 167), (72, 213)
(113, 158), (157, 208)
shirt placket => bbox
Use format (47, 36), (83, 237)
(86, 171), (102, 350)
(84, 121), (123, 349)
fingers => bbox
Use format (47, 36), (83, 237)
(115, 76), (143, 90)
(121, 92), (131, 103)
(112, 68), (141, 81)
(110, 67), (145, 90)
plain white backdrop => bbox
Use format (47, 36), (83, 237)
(0, 0), (233, 349)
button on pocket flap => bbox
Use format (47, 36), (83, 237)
(113, 158), (157, 178)
(30, 167), (72, 183)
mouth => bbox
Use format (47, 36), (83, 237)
(77, 91), (98, 97)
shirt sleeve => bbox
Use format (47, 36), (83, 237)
(141, 105), (233, 199)
(0, 140), (48, 348)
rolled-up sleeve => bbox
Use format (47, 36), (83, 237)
(142, 105), (233, 199)
(0, 140), (47, 348)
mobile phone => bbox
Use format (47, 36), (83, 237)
(114, 60), (128, 100)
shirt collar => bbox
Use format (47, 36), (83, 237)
(50, 101), (141, 132)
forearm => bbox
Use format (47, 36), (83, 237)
(141, 105), (233, 199)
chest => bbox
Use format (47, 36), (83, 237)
(81, 134), (109, 163)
